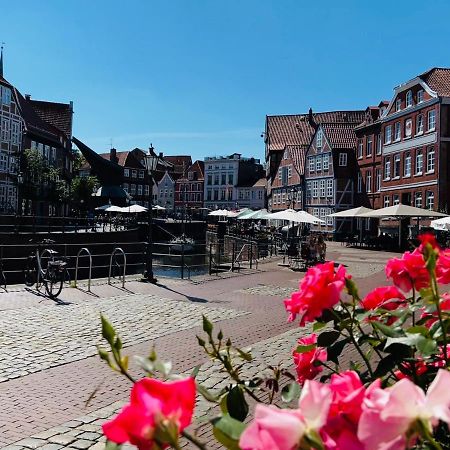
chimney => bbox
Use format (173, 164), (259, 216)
(308, 107), (317, 129)
(110, 148), (118, 164)
(69, 101), (74, 112)
(159, 152), (163, 158)
(25, 94), (31, 101)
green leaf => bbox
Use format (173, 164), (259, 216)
(101, 315), (116, 345)
(416, 338), (437, 357)
(327, 338), (350, 364)
(406, 326), (430, 337)
(371, 321), (402, 338)
(212, 414), (246, 450)
(345, 278), (360, 300)
(98, 346), (110, 363)
(281, 382), (301, 403)
(191, 365), (201, 378)
(114, 336), (123, 352)
(374, 354), (398, 378)
(295, 343), (316, 353)
(105, 440), (122, 450)
(226, 386), (249, 422)
(197, 383), (218, 403)
(202, 315), (213, 335)
(217, 330), (224, 340)
(303, 429), (325, 450)
(236, 348), (253, 362)
(313, 321), (327, 332)
(317, 330), (340, 347)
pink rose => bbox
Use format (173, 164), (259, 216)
(321, 371), (365, 450)
(284, 262), (347, 326)
(358, 370), (450, 450)
(437, 249), (450, 284)
(103, 377), (196, 449)
(293, 333), (327, 385)
(385, 249), (429, 292)
(240, 380), (332, 450)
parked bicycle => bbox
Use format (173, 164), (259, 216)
(23, 239), (69, 299)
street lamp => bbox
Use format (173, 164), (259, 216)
(17, 172), (23, 215)
(142, 144), (159, 283)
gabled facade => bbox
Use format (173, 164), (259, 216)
(157, 171), (178, 210)
(174, 160), (205, 210)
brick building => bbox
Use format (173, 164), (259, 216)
(174, 160), (204, 211)
(304, 111), (365, 235)
(378, 68), (450, 215)
(0, 51), (74, 216)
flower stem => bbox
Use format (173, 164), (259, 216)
(182, 430), (207, 450)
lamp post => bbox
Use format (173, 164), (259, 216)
(17, 171), (23, 216)
(142, 144), (159, 283)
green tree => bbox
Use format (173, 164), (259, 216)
(70, 175), (99, 205)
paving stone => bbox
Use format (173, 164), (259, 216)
(48, 434), (77, 446)
(39, 445), (63, 450)
(75, 433), (100, 442)
(13, 438), (46, 449)
(70, 440), (95, 450)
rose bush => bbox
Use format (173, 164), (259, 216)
(97, 235), (450, 449)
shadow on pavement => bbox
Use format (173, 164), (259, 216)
(156, 283), (208, 303)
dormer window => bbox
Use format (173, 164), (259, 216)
(417, 90), (424, 103)
(406, 90), (413, 108)
(316, 129), (323, 149)
(188, 172), (194, 181)
(395, 98), (402, 112)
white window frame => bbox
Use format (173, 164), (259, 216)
(416, 150), (423, 175)
(326, 179), (333, 197)
(312, 180), (318, 198)
(376, 134), (382, 155)
(309, 157), (315, 173)
(316, 155), (322, 172)
(357, 141), (363, 159)
(428, 110), (436, 131)
(404, 153), (411, 177)
(385, 125), (392, 144)
(417, 90), (424, 103)
(405, 118), (412, 138)
(393, 154), (401, 178)
(427, 147), (435, 173)
(394, 122), (401, 141)
(376, 168), (381, 192)
(415, 192), (423, 208)
(338, 153), (347, 166)
(316, 129), (323, 149)
(366, 171), (372, 193)
(384, 157), (391, 180)
(384, 195), (390, 207)
(367, 136), (373, 157)
(393, 194), (400, 205)
(319, 179), (325, 197)
(323, 154), (329, 171)
(427, 191), (435, 210)
(406, 90), (413, 108)
(416, 114), (424, 135)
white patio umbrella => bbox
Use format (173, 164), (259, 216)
(328, 206), (374, 217)
(358, 204), (447, 219)
(208, 209), (228, 216)
(95, 204), (112, 211)
(236, 209), (255, 219)
(152, 205), (166, 210)
(265, 209), (324, 224)
(239, 209), (269, 220)
(358, 204), (447, 247)
(122, 204), (148, 213)
(431, 216), (450, 231)
(328, 206), (375, 243)
(104, 205), (123, 213)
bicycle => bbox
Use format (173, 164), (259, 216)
(23, 239), (68, 299)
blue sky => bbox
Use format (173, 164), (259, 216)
(2, 0), (450, 162)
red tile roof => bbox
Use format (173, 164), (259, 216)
(99, 151), (130, 167)
(420, 67), (450, 97)
(288, 145), (307, 175)
(252, 177), (266, 188)
(266, 110), (365, 152)
(28, 99), (73, 139)
(163, 155), (192, 173)
(321, 121), (362, 148)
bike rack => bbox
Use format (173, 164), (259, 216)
(108, 247), (126, 288)
(74, 247), (93, 292)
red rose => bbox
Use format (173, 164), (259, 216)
(361, 286), (406, 324)
(103, 377), (196, 449)
(385, 249), (429, 292)
(292, 333), (327, 385)
(284, 262), (347, 326)
(437, 249), (450, 285)
(418, 233), (440, 252)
